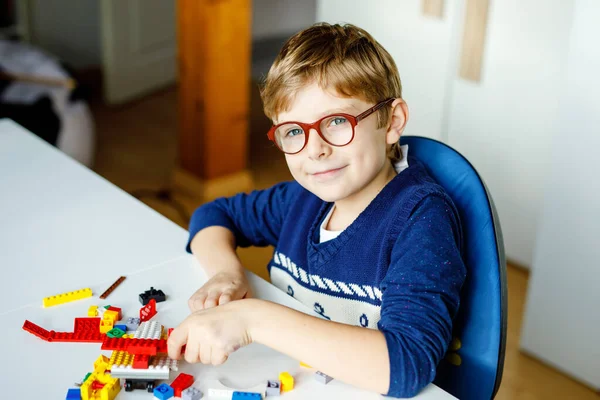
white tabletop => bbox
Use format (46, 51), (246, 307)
(0, 255), (455, 399)
(0, 119), (456, 399)
(0, 119), (188, 312)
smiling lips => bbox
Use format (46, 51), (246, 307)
(310, 165), (347, 180)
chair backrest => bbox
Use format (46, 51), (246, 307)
(401, 136), (507, 400)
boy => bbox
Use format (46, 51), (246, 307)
(167, 23), (466, 398)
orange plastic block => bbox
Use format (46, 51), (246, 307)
(279, 372), (294, 392)
(43, 288), (92, 307)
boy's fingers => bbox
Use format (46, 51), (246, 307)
(167, 325), (188, 360)
(189, 292), (207, 311)
(204, 292), (219, 309)
(219, 291), (233, 305)
(184, 338), (201, 364)
(200, 343), (212, 364)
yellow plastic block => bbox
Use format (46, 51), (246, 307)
(43, 288), (92, 307)
(88, 305), (98, 317)
(108, 350), (134, 369)
(103, 310), (119, 323)
(82, 355), (120, 400)
(99, 319), (114, 334)
(279, 372), (294, 392)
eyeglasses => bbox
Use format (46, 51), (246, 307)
(267, 98), (394, 155)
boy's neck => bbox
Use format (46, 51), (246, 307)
(326, 161), (398, 231)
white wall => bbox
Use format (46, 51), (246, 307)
(253, 0), (316, 40)
(28, 0), (101, 68)
(520, 0), (600, 388)
(447, 0), (575, 267)
(317, 0), (460, 142)
(318, 0), (577, 268)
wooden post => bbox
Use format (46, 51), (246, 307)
(176, 0), (252, 199)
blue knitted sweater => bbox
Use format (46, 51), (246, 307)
(187, 156), (466, 398)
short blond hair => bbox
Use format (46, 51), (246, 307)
(260, 23), (404, 163)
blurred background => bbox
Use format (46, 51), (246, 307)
(1, 1), (597, 399)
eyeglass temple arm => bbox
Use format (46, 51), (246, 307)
(356, 98), (395, 123)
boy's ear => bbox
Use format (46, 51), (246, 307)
(386, 98), (409, 145)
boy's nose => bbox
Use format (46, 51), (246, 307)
(305, 128), (332, 160)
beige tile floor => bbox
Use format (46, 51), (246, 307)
(89, 86), (598, 400)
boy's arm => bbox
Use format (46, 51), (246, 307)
(246, 299), (391, 393)
(186, 181), (297, 254)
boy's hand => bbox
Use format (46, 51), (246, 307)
(188, 269), (252, 312)
(168, 299), (254, 365)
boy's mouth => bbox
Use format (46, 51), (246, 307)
(310, 165), (347, 179)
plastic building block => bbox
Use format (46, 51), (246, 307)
(279, 372), (294, 392)
(108, 350), (134, 369)
(114, 324), (127, 332)
(43, 288), (92, 307)
(22, 320), (52, 341)
(125, 317), (141, 332)
(65, 388), (80, 399)
(99, 276), (126, 299)
(124, 378), (156, 392)
(182, 386), (203, 400)
(88, 305), (98, 317)
(139, 287), (166, 305)
(140, 298), (157, 322)
(103, 310), (119, 323)
(232, 392), (261, 400)
(266, 380), (281, 396)
(107, 306), (122, 320)
(170, 373), (194, 397)
(134, 321), (163, 339)
(80, 355), (121, 400)
(154, 383), (175, 400)
(208, 388), (233, 399)
(109, 354), (178, 380)
(100, 318), (114, 334)
(315, 371), (333, 384)
(23, 318), (103, 343)
(106, 328), (125, 338)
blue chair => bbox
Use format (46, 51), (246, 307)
(401, 136), (508, 400)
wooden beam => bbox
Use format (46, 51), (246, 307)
(459, 0), (490, 82)
(177, 0), (251, 180)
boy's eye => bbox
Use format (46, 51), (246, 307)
(285, 128), (304, 137)
(329, 117), (348, 126)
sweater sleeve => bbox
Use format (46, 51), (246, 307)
(377, 194), (466, 398)
(186, 181), (297, 252)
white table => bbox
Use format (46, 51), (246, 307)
(0, 120), (456, 399)
(0, 119), (188, 313)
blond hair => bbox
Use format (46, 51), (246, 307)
(260, 23), (404, 163)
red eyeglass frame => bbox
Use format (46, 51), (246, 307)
(266, 98), (395, 154)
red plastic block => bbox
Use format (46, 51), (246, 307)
(170, 373), (194, 397)
(168, 328), (174, 337)
(22, 320), (52, 341)
(127, 339), (161, 356)
(139, 298), (157, 322)
(107, 306), (122, 321)
(91, 381), (105, 390)
(101, 337), (130, 352)
(74, 317), (101, 332)
(132, 354), (150, 369)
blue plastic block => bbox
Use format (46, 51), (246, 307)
(232, 391), (261, 400)
(65, 388), (81, 399)
(154, 382), (175, 399)
(114, 324), (127, 331)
